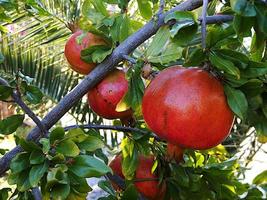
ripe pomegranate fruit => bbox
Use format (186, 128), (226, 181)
(87, 70), (132, 119)
(166, 143), (184, 163)
(64, 30), (106, 74)
(142, 66), (234, 150)
(109, 155), (166, 200)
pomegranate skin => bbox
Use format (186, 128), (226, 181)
(109, 155), (165, 200)
(142, 66), (234, 150)
(64, 30), (105, 74)
(134, 156), (166, 200)
(87, 70), (132, 119)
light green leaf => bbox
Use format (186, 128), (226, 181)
(137, 0), (152, 20)
(78, 135), (104, 152)
(253, 170), (267, 185)
(56, 140), (80, 157)
(50, 127), (65, 145)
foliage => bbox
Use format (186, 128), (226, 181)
(0, 0), (267, 199)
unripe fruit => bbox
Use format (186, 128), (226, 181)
(166, 143), (184, 163)
(87, 70), (132, 119)
(142, 66), (234, 150)
(64, 30), (106, 74)
(109, 155), (166, 200)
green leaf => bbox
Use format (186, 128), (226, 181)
(68, 155), (111, 178)
(81, 45), (113, 63)
(56, 140), (80, 157)
(50, 127), (65, 145)
(0, 114), (24, 135)
(146, 26), (171, 58)
(224, 85), (248, 120)
(10, 152), (30, 173)
(253, 170), (267, 185)
(164, 11), (198, 46)
(0, 51), (4, 64)
(233, 15), (254, 37)
(116, 63), (144, 116)
(121, 184), (138, 200)
(255, 4), (267, 35)
(78, 135), (105, 152)
(17, 170), (31, 192)
(209, 51), (240, 78)
(250, 33), (265, 62)
(40, 138), (50, 154)
(20, 138), (41, 152)
(119, 14), (130, 42)
(241, 61), (267, 78)
(83, 0), (109, 17)
(240, 79), (263, 97)
(29, 161), (49, 187)
(51, 184), (70, 200)
(98, 180), (116, 196)
(0, 188), (11, 200)
(137, 0), (152, 20)
(30, 150), (45, 165)
(148, 41), (183, 64)
(65, 128), (87, 143)
(25, 85), (43, 104)
(47, 167), (69, 188)
(184, 48), (206, 67)
(230, 0), (256, 16)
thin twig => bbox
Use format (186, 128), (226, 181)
(201, 0), (209, 49)
(122, 55), (137, 64)
(31, 187), (42, 200)
(0, 77), (48, 137)
(158, 0), (165, 16)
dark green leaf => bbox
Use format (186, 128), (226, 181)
(10, 152), (30, 173)
(255, 4), (267, 35)
(98, 180), (116, 196)
(0, 114), (24, 135)
(51, 184), (70, 200)
(230, 0), (256, 16)
(121, 184), (138, 200)
(69, 155), (111, 178)
(250, 33), (265, 62)
(50, 127), (65, 145)
(25, 85), (43, 104)
(209, 52), (240, 78)
(241, 61), (267, 78)
(184, 48), (206, 66)
(233, 15), (254, 37)
(81, 45), (112, 63)
(30, 150), (45, 165)
(29, 161), (49, 187)
(20, 138), (41, 152)
(224, 85), (248, 120)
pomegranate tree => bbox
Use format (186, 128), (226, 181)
(64, 30), (105, 74)
(142, 66), (234, 150)
(87, 69), (132, 120)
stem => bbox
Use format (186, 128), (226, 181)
(0, 77), (48, 137)
(201, 0), (209, 49)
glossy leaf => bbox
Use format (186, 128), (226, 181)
(0, 114), (24, 135)
(0, 85), (12, 100)
(224, 85), (248, 120)
(78, 135), (104, 152)
(56, 140), (80, 157)
(29, 161), (49, 187)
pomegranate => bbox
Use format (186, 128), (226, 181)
(64, 30), (106, 74)
(142, 66), (234, 150)
(109, 155), (166, 200)
(87, 70), (132, 119)
(166, 143), (184, 163)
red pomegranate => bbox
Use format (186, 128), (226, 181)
(109, 155), (166, 200)
(87, 70), (132, 119)
(64, 30), (106, 74)
(142, 66), (234, 150)
(166, 143), (184, 163)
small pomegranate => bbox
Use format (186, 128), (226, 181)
(166, 143), (184, 163)
(142, 66), (234, 150)
(64, 30), (106, 74)
(87, 70), (132, 119)
(109, 155), (166, 200)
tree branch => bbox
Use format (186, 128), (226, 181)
(0, 0), (205, 176)
(0, 77), (48, 137)
(122, 55), (137, 64)
(31, 187), (42, 200)
(201, 0), (209, 49)
(201, 15), (234, 24)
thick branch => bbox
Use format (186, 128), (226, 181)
(0, 0), (204, 176)
(201, 15), (234, 24)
